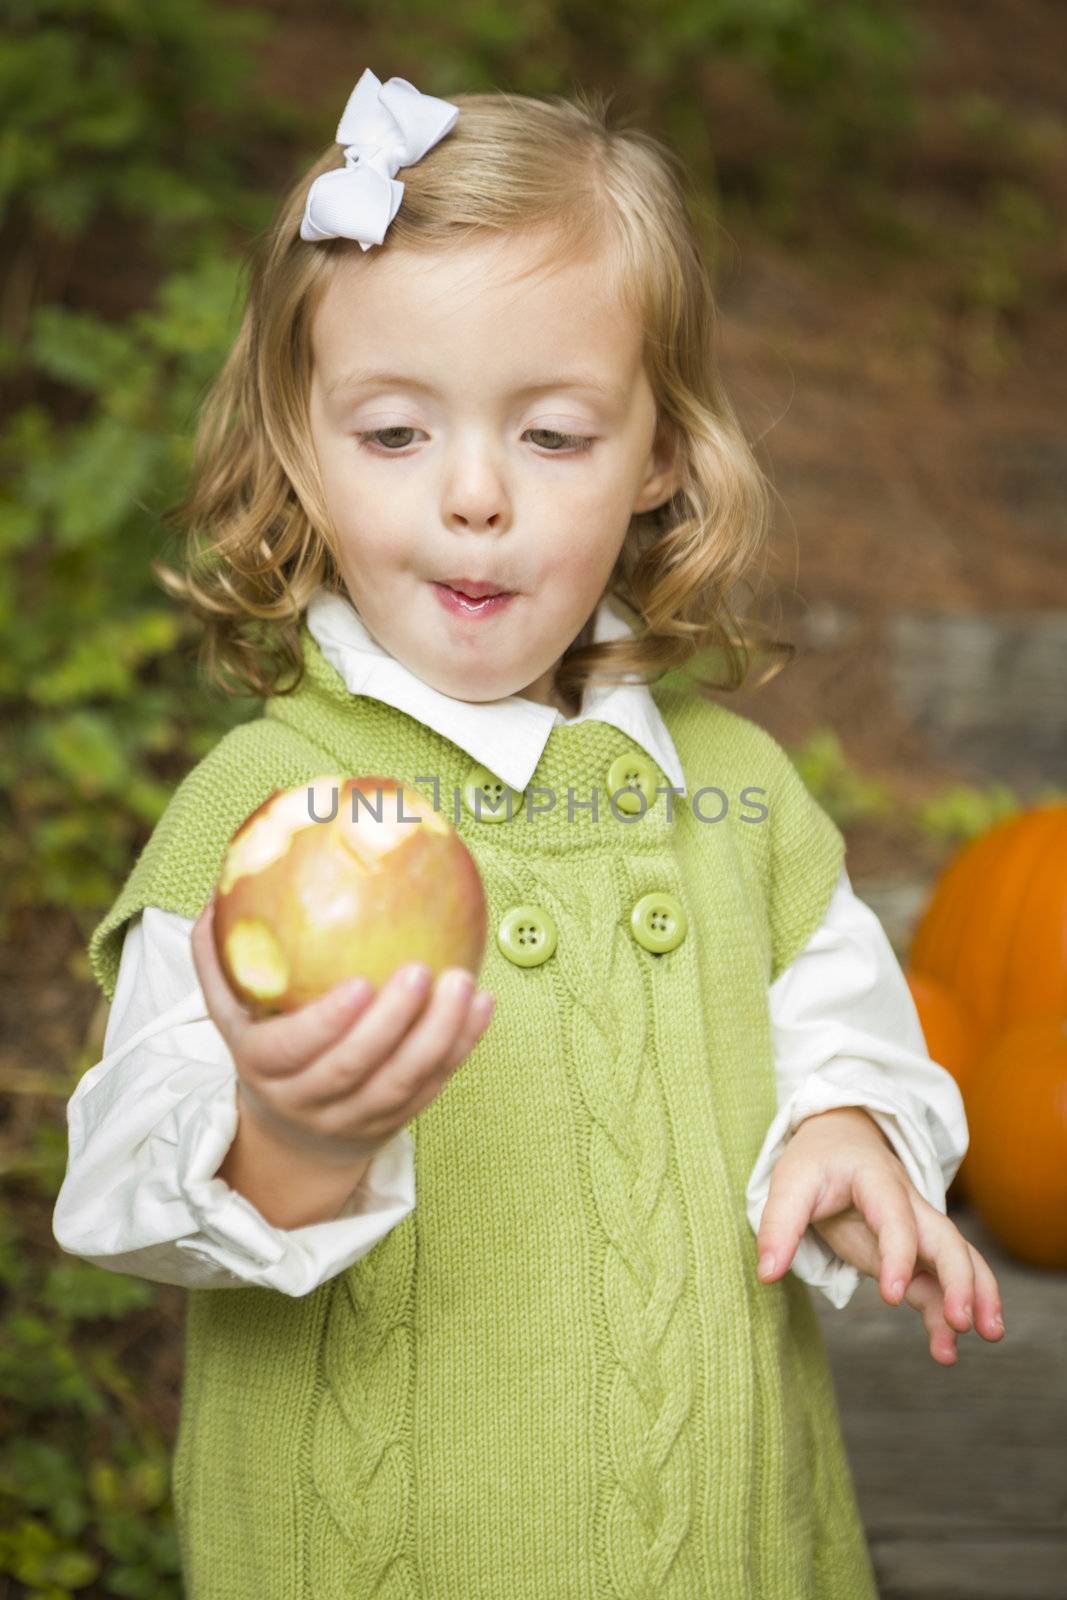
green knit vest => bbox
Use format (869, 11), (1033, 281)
(87, 625), (878, 1600)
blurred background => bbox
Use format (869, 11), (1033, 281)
(1, 1), (1065, 1594)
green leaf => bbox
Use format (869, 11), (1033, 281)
(30, 611), (182, 705)
(35, 712), (130, 796)
(27, 307), (138, 395)
(0, 1439), (89, 1538)
(41, 1262), (157, 1322)
(0, 1314), (106, 1417)
(0, 1515), (100, 1588)
(47, 417), (164, 545)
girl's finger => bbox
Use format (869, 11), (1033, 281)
(913, 1205), (978, 1335)
(400, 988), (496, 1112)
(851, 1165), (919, 1307)
(966, 1240), (1006, 1342)
(294, 972), (489, 1139)
(903, 1268), (960, 1364)
(357, 986), (496, 1139)
(321, 970), (480, 1136)
(279, 961), (440, 1106)
(300, 965), (476, 1112)
(381, 994), (496, 1131)
(755, 1158), (826, 1281)
(368, 967), (477, 1107)
(324, 986), (497, 1142)
(239, 973), (379, 1080)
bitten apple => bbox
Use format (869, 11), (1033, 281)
(212, 775), (488, 1014)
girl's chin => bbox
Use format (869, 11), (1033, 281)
(411, 647), (514, 703)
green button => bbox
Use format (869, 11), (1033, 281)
(497, 905), (558, 967)
(606, 752), (658, 815)
(462, 763), (522, 823)
(630, 892), (687, 953)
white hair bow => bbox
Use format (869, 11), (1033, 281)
(299, 68), (460, 249)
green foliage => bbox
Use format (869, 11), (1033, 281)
(376, 0), (925, 222)
(788, 737), (1067, 851)
(1, 254), (261, 936)
(0, 0), (330, 944)
(787, 728), (896, 828)
(914, 780), (1066, 848)
(0, 0), (284, 245)
(0, 1140), (182, 1597)
(0, 2), (295, 1586)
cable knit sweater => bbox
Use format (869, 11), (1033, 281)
(86, 623), (879, 1599)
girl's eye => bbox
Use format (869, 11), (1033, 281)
(355, 427), (595, 455)
(357, 426), (420, 452)
(525, 428), (595, 453)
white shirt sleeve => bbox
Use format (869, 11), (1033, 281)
(746, 863), (970, 1311)
(52, 906), (416, 1297)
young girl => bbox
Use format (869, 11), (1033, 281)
(54, 68), (1002, 1598)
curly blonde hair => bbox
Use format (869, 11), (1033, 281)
(156, 84), (794, 707)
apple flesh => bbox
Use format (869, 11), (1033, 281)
(213, 775), (488, 1014)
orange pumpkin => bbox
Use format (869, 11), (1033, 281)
(959, 1015), (1067, 1270)
(904, 970), (984, 1205)
(904, 970), (983, 1098)
(909, 804), (1067, 1047)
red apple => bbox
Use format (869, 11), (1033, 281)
(212, 775), (487, 1014)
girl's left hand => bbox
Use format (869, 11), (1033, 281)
(755, 1105), (1006, 1364)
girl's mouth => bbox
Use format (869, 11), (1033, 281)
(432, 583), (516, 619)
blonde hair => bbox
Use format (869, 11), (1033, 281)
(156, 85), (794, 707)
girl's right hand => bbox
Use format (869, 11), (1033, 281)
(190, 893), (496, 1166)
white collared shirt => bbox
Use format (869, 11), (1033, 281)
(53, 588), (969, 1308)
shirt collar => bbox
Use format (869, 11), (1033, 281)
(304, 586), (689, 797)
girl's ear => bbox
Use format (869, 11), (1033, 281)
(632, 419), (680, 515)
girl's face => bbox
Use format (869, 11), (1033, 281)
(307, 229), (677, 712)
